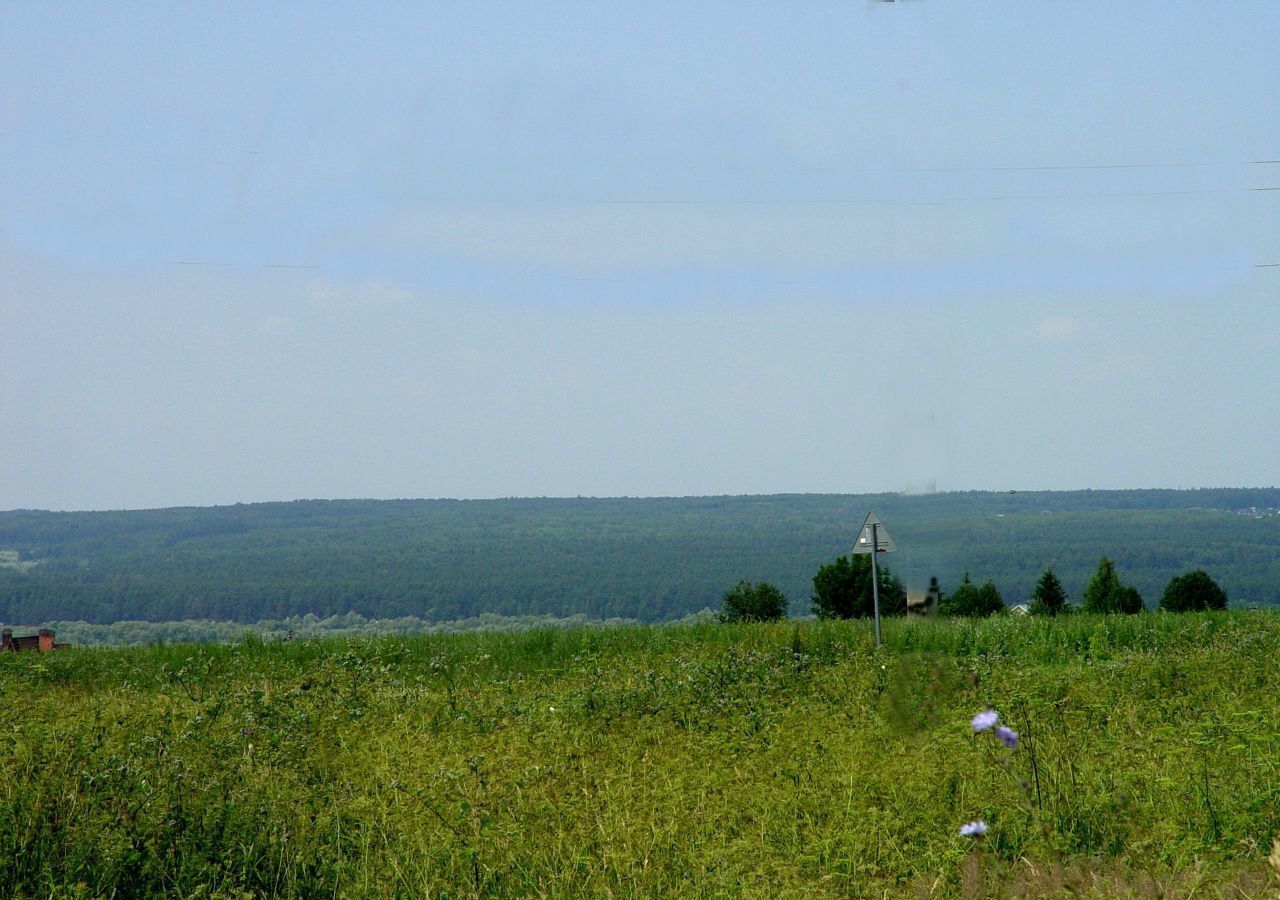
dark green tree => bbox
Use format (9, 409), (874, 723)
(975, 580), (1005, 616)
(939, 573), (1005, 617)
(1082, 557), (1121, 613)
(1029, 568), (1069, 616)
(718, 580), (788, 623)
(1082, 557), (1144, 613)
(1114, 585), (1144, 614)
(1159, 569), (1228, 612)
(810, 554), (906, 619)
(939, 573), (974, 616)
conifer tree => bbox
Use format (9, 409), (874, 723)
(1082, 557), (1143, 613)
(1029, 568), (1068, 616)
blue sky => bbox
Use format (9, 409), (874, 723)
(2, 2), (1278, 509)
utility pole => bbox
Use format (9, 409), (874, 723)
(870, 522), (882, 647)
(853, 512), (897, 648)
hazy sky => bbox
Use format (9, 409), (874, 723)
(3, 2), (1279, 510)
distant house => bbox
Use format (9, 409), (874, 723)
(1010, 604), (1030, 616)
(1, 628), (67, 652)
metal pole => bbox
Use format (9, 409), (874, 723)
(870, 522), (882, 647)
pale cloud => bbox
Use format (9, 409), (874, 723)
(308, 280), (412, 308)
(1035, 315), (1080, 341)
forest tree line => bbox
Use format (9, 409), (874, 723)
(719, 554), (1233, 623)
(1, 490), (1278, 625)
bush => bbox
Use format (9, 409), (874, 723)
(718, 580), (788, 623)
(939, 573), (1005, 617)
(1160, 570), (1228, 612)
(810, 555), (906, 620)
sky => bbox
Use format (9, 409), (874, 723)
(2, 2), (1279, 511)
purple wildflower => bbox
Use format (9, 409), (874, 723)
(971, 709), (999, 732)
(995, 725), (1018, 749)
(959, 820), (988, 837)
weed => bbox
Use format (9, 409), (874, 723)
(1, 611), (1278, 896)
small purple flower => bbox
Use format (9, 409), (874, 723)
(971, 709), (999, 732)
(994, 725), (1018, 749)
(959, 820), (988, 837)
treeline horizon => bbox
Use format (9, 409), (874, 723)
(2, 488), (1278, 625)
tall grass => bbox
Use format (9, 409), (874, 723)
(2, 611), (1278, 897)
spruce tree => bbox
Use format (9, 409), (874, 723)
(1082, 557), (1121, 613)
(1082, 557), (1144, 613)
(1029, 568), (1068, 616)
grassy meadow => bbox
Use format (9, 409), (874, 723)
(3, 612), (1280, 898)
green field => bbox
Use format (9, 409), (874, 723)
(4, 612), (1280, 898)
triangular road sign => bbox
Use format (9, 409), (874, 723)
(852, 511), (896, 554)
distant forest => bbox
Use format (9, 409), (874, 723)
(2, 489), (1278, 625)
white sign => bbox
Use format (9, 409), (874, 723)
(852, 511), (896, 554)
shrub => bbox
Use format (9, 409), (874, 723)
(1160, 569), (1228, 612)
(718, 580), (788, 623)
(810, 555), (906, 619)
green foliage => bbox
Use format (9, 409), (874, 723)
(1029, 567), (1069, 616)
(1114, 585), (1145, 614)
(1, 612), (1278, 896)
(810, 554), (906, 619)
(938, 572), (972, 615)
(1082, 557), (1122, 612)
(717, 580), (787, 623)
(939, 573), (1006, 617)
(1161, 569), (1229, 612)
(38, 611), (655, 647)
(2, 490), (1279, 625)
(1082, 556), (1145, 614)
